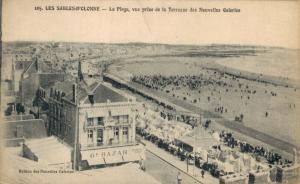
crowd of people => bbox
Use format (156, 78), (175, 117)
(131, 73), (280, 122)
(131, 71), (299, 147)
(131, 72), (297, 118)
(219, 130), (293, 165)
(132, 74), (223, 91)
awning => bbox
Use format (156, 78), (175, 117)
(104, 154), (124, 164)
(81, 144), (145, 166)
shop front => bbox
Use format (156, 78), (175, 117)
(80, 144), (145, 168)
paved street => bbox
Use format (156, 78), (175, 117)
(141, 136), (218, 184)
(145, 151), (201, 184)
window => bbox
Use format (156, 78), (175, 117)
(87, 118), (94, 126)
(120, 115), (129, 124)
(64, 125), (67, 136)
(122, 127), (128, 135)
(113, 127), (119, 144)
(87, 130), (94, 145)
(53, 106), (56, 116)
(114, 127), (119, 137)
(97, 129), (103, 146)
(49, 104), (52, 113)
(113, 116), (120, 124)
(66, 108), (71, 121)
(56, 107), (59, 117)
(123, 127), (129, 143)
(60, 109), (63, 118)
(59, 122), (62, 134)
(97, 117), (104, 126)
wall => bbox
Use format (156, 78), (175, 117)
(3, 119), (47, 139)
(21, 73), (65, 107)
(21, 74), (39, 106)
(48, 97), (76, 147)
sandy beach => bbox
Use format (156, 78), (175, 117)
(109, 48), (300, 147)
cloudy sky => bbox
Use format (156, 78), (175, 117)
(2, 0), (300, 48)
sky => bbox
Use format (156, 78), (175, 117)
(2, 0), (300, 48)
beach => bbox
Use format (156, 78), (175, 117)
(108, 48), (300, 147)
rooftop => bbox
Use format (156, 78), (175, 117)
(2, 147), (161, 184)
(175, 127), (219, 151)
(49, 79), (129, 105)
(83, 83), (128, 104)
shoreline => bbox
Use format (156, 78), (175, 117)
(203, 62), (299, 89)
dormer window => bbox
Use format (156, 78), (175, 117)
(87, 118), (94, 126)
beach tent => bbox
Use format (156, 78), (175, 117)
(175, 128), (219, 152)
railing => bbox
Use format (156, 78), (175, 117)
(81, 141), (137, 150)
(85, 122), (130, 128)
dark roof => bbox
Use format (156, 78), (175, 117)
(50, 80), (74, 100)
(84, 83), (127, 104)
(49, 80), (127, 104)
(51, 80), (89, 102)
(23, 57), (51, 76)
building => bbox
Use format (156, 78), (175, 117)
(1, 54), (32, 113)
(44, 75), (144, 170)
(2, 115), (47, 147)
(20, 57), (65, 107)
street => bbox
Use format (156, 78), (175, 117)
(145, 151), (201, 184)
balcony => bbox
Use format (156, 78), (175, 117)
(80, 141), (137, 151)
(85, 120), (130, 129)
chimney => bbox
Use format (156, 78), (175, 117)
(61, 92), (66, 98)
(57, 91), (61, 101)
(50, 88), (53, 97)
(35, 57), (38, 71)
(78, 61), (84, 81)
(72, 83), (77, 103)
